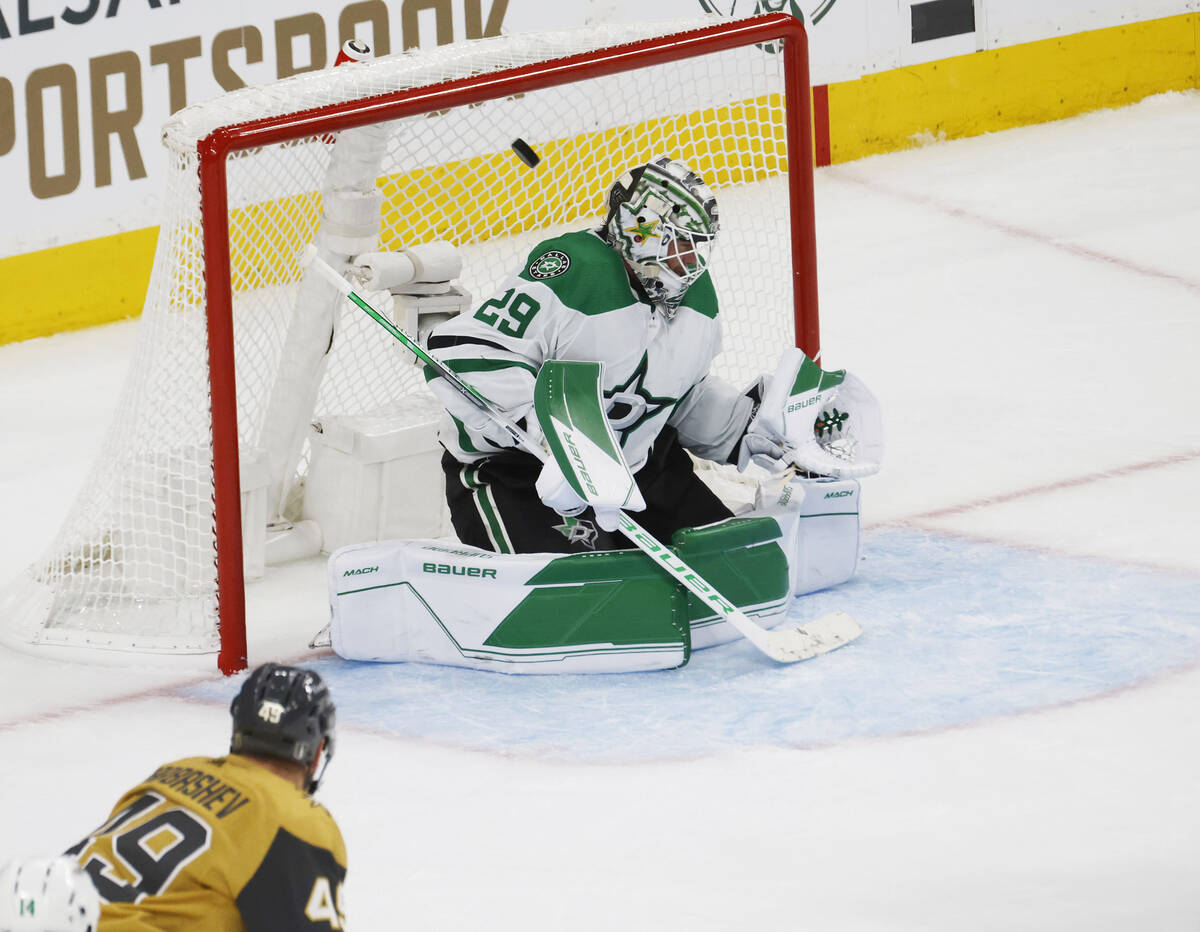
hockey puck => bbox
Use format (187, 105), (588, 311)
(511, 138), (540, 169)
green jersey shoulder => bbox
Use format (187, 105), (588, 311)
(518, 230), (719, 321)
(676, 268), (718, 320)
(519, 230), (634, 315)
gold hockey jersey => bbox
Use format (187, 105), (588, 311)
(66, 754), (347, 931)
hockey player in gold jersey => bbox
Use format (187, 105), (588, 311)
(65, 663), (347, 930)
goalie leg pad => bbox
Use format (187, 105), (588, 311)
(670, 516), (794, 650)
(328, 539), (689, 674)
(756, 474), (863, 596)
(674, 476), (863, 649)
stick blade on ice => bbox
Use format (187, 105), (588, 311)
(763, 611), (863, 662)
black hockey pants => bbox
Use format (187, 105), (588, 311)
(440, 427), (733, 554)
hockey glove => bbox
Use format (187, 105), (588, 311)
(737, 425), (792, 473)
(735, 374), (792, 474)
(427, 374), (520, 452)
(535, 454), (645, 533)
(738, 348), (884, 479)
(801, 371), (884, 479)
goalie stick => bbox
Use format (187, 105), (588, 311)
(301, 246), (862, 664)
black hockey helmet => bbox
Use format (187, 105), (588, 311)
(230, 663), (336, 793)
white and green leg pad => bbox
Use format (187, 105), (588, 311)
(328, 541), (690, 673)
(755, 473), (863, 597)
(326, 478), (860, 671)
(670, 516), (792, 650)
(680, 474), (863, 649)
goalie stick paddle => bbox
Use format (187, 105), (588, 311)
(532, 359), (642, 511)
(301, 246), (863, 664)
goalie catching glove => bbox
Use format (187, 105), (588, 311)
(737, 347), (883, 479)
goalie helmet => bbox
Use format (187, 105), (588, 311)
(230, 663), (336, 793)
(602, 156), (719, 313)
(0, 857), (100, 932)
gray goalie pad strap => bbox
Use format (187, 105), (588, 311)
(329, 541), (689, 674)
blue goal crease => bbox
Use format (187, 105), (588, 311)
(182, 528), (1200, 763)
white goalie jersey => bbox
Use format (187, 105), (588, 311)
(425, 229), (752, 471)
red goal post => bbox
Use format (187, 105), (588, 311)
(0, 12), (818, 674)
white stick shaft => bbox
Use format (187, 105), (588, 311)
(303, 248), (541, 457)
(614, 512), (776, 652)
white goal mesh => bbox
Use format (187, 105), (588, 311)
(0, 13), (816, 669)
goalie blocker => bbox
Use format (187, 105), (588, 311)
(326, 473), (861, 674)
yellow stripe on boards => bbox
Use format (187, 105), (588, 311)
(0, 95), (787, 348)
(0, 228), (156, 345)
(827, 12), (1199, 164)
(227, 97), (787, 288)
(5, 5), (1197, 350)
(375, 96), (789, 248)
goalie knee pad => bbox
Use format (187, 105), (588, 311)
(756, 473), (863, 595)
(668, 476), (861, 650)
(670, 515), (793, 650)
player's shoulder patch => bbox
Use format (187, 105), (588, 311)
(519, 230), (634, 315)
(520, 231), (608, 278)
(528, 249), (570, 279)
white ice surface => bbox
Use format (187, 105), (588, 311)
(2, 91), (1200, 930)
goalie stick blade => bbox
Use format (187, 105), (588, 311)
(308, 622), (332, 650)
(761, 610), (863, 663)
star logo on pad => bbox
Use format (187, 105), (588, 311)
(553, 517), (599, 549)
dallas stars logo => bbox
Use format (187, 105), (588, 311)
(814, 408), (850, 438)
(604, 353), (676, 445)
(529, 250), (570, 279)
(553, 516), (599, 549)
(624, 217), (659, 241)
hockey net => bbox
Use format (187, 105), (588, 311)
(0, 12), (817, 672)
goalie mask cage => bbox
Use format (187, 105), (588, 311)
(0, 12), (818, 674)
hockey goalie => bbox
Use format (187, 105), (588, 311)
(323, 156), (883, 673)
